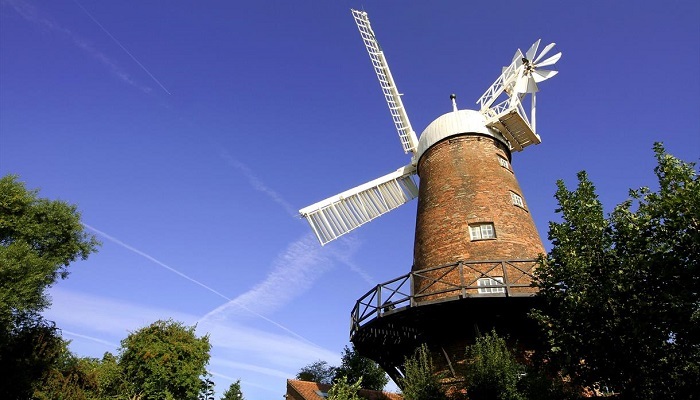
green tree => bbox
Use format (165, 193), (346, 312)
(297, 360), (336, 384)
(0, 314), (67, 399)
(532, 143), (699, 399)
(118, 319), (212, 400)
(334, 345), (389, 390)
(328, 376), (363, 400)
(0, 175), (99, 399)
(221, 379), (244, 400)
(400, 344), (447, 400)
(33, 348), (100, 400)
(0, 174), (100, 317)
(464, 330), (524, 400)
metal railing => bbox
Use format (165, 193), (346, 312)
(350, 259), (538, 337)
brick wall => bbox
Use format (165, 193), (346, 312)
(413, 134), (544, 299)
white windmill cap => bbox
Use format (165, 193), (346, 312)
(416, 109), (508, 162)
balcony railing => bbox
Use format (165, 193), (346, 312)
(350, 259), (538, 338)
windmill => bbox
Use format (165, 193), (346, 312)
(299, 10), (561, 245)
(298, 9), (561, 386)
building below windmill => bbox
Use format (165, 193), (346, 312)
(285, 379), (402, 400)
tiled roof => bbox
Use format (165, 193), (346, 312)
(286, 380), (402, 400)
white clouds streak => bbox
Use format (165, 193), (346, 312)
(82, 223), (315, 345)
(218, 148), (299, 218)
(3, 0), (154, 93)
(199, 233), (332, 322)
(71, 0), (171, 95)
(83, 223), (231, 301)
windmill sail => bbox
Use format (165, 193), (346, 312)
(352, 9), (418, 155)
(299, 165), (418, 245)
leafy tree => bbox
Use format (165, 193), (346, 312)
(221, 379), (244, 400)
(328, 375), (363, 400)
(118, 319), (212, 400)
(334, 345), (389, 390)
(0, 314), (67, 399)
(297, 360), (336, 384)
(33, 349), (100, 400)
(0, 175), (99, 399)
(532, 143), (699, 399)
(200, 373), (215, 400)
(0, 174), (100, 317)
(400, 344), (447, 400)
(464, 330), (524, 400)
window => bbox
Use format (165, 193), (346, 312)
(510, 191), (524, 208)
(498, 156), (510, 170)
(469, 223), (495, 240)
(478, 277), (505, 294)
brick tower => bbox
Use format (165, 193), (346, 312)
(348, 110), (547, 386)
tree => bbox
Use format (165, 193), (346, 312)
(296, 360), (336, 384)
(400, 344), (448, 400)
(0, 174), (99, 399)
(532, 143), (699, 399)
(33, 348), (100, 400)
(464, 330), (524, 400)
(0, 314), (67, 399)
(334, 345), (389, 390)
(0, 174), (100, 317)
(328, 376), (363, 400)
(221, 379), (244, 400)
(118, 319), (212, 400)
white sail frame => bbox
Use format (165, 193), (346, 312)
(352, 9), (419, 155)
(299, 165), (418, 245)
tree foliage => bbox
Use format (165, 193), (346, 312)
(328, 375), (363, 400)
(0, 174), (99, 399)
(400, 344), (448, 400)
(0, 314), (68, 399)
(0, 174), (100, 317)
(118, 319), (212, 400)
(297, 360), (336, 385)
(221, 379), (244, 400)
(334, 345), (389, 390)
(464, 331), (524, 400)
(532, 143), (699, 399)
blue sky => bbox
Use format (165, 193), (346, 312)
(1, 0), (698, 398)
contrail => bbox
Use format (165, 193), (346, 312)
(61, 329), (119, 348)
(218, 148), (299, 218)
(3, 0), (151, 93)
(71, 0), (171, 95)
(82, 223), (315, 345)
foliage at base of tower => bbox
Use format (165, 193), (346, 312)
(118, 319), (212, 400)
(335, 345), (389, 390)
(296, 345), (388, 390)
(328, 376), (363, 400)
(400, 344), (448, 400)
(531, 143), (699, 399)
(464, 330), (525, 400)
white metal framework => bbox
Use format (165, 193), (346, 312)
(299, 165), (418, 245)
(352, 9), (419, 155)
(476, 39), (561, 152)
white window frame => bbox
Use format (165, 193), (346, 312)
(510, 191), (525, 208)
(469, 223), (495, 240)
(498, 156), (510, 170)
(478, 277), (505, 294)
